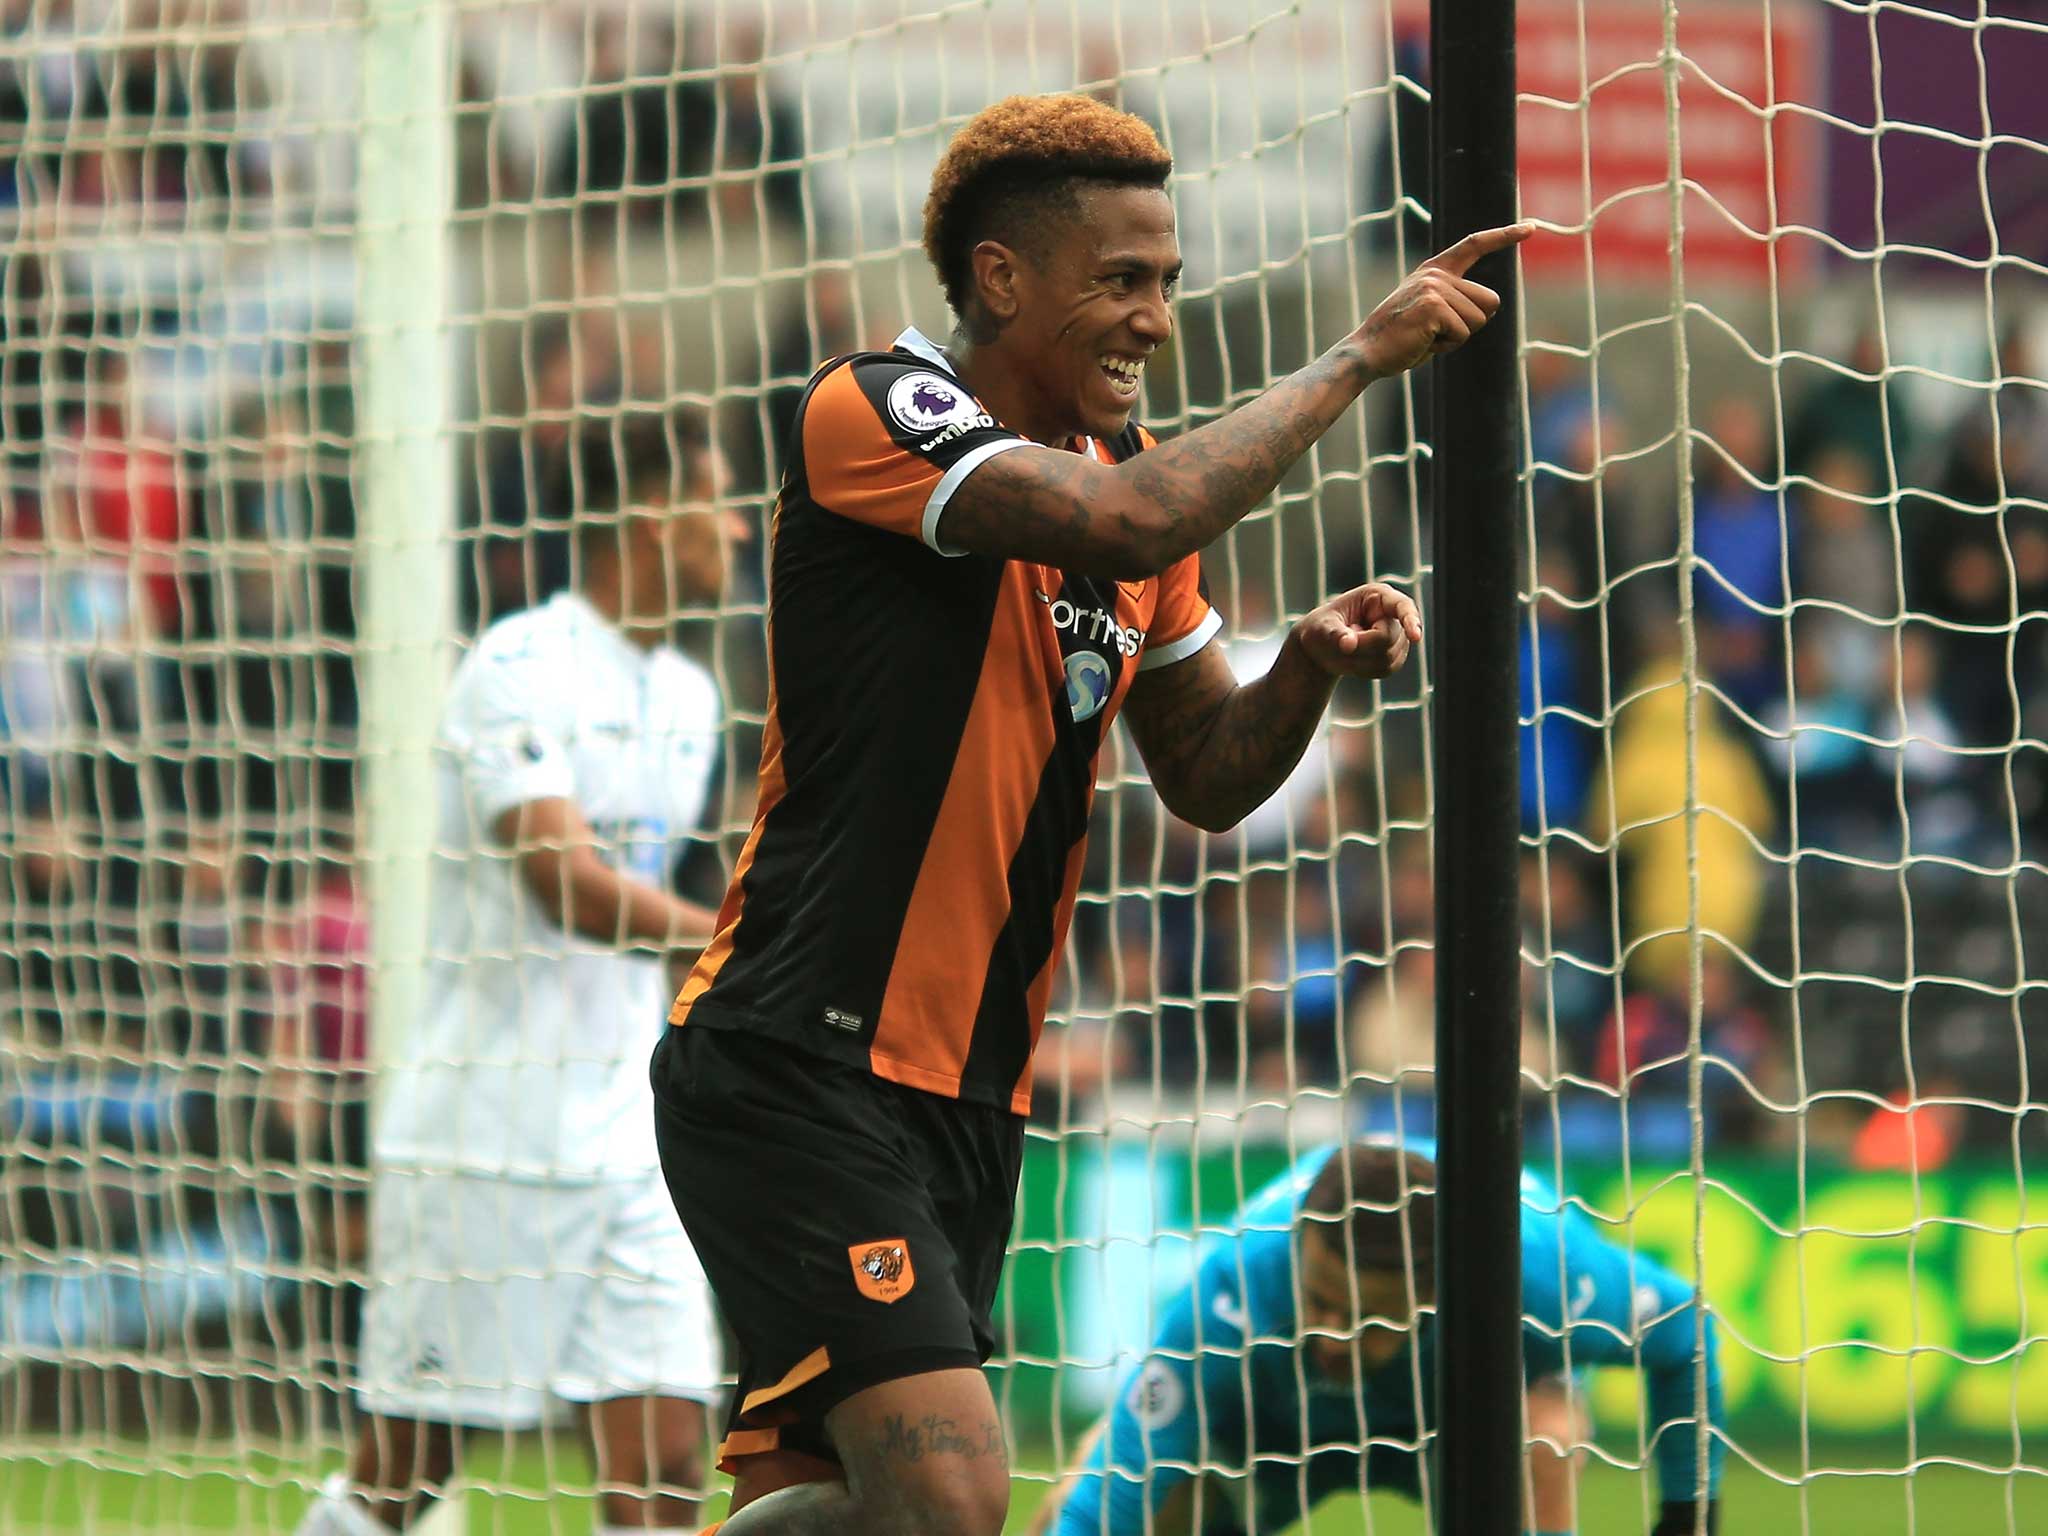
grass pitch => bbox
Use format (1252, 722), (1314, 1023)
(5, 1437), (2045, 1533)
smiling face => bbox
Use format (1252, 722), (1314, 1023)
(1297, 1225), (1434, 1386)
(977, 182), (1181, 442)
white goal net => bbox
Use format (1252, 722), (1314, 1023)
(1, 0), (2045, 1532)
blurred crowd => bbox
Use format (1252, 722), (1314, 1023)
(1, 1), (2046, 1377)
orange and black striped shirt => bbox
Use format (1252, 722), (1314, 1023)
(669, 327), (1221, 1114)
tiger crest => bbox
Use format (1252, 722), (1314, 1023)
(848, 1239), (915, 1303)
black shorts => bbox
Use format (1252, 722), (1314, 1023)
(650, 1021), (1025, 1469)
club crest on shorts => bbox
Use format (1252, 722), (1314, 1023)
(848, 1238), (915, 1303)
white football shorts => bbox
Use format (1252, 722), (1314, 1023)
(356, 1166), (722, 1426)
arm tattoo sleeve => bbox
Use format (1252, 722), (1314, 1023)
(1124, 636), (1338, 832)
(943, 346), (1372, 577)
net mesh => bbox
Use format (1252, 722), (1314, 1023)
(1, 0), (2046, 1531)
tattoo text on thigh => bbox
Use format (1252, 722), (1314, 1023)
(874, 1412), (1008, 1468)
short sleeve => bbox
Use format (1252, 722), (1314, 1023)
(442, 646), (575, 829)
(800, 355), (1032, 555)
(1139, 553), (1223, 672)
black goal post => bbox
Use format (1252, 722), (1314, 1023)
(1428, 0), (1527, 1533)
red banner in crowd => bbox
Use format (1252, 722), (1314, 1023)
(1403, 0), (1814, 286)
(1520, 1), (1813, 285)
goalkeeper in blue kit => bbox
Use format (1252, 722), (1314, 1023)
(1036, 1140), (1722, 1536)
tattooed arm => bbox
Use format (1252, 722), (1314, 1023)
(940, 343), (1373, 578)
(937, 223), (1530, 579)
(1125, 584), (1422, 833)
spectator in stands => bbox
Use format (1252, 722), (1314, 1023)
(256, 836), (373, 1361)
(187, 5), (271, 203)
(0, 247), (55, 483)
(1906, 322), (2048, 750)
(1524, 345), (1596, 478)
(183, 395), (323, 823)
(1986, 322), (2047, 504)
(1239, 874), (1345, 1090)
(1873, 623), (1979, 861)
(1348, 944), (1436, 1111)
(42, 0), (268, 216)
(1784, 322), (1917, 493)
(4, 450), (146, 825)
(549, 13), (710, 226)
(1692, 395), (1788, 719)
(1852, 1072), (1965, 1173)
(220, 397), (313, 633)
(1761, 615), (1888, 854)
(67, 341), (186, 639)
(1520, 544), (1595, 834)
(757, 266), (866, 489)
(0, 0), (89, 210)
(1528, 403), (1653, 693)
(1771, 539), (1966, 854)
(1590, 945), (1781, 1151)
(468, 315), (621, 625)
(1794, 444), (1896, 629)
(1526, 383), (1602, 590)
(1594, 648), (1775, 998)
(0, 0), (32, 208)
(303, 334), (362, 819)
(1033, 908), (1146, 1123)
(547, 9), (807, 239)
(1347, 944), (1555, 1141)
(145, 823), (278, 1266)
(1519, 846), (1611, 1046)
(700, 13), (806, 238)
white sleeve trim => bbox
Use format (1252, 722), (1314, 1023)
(922, 437), (1031, 555)
(1138, 607), (1223, 671)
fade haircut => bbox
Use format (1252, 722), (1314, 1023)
(567, 406), (713, 548)
(1301, 1143), (1438, 1289)
(922, 93), (1173, 317)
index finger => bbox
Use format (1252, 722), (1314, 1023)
(1389, 592), (1424, 638)
(1420, 221), (1533, 277)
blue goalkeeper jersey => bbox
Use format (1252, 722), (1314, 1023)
(1055, 1140), (1724, 1535)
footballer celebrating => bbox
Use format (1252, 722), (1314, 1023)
(654, 93), (1530, 1536)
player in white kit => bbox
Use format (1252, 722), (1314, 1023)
(297, 409), (741, 1536)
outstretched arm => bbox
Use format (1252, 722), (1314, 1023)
(1043, 1403), (1213, 1536)
(1536, 1215), (1725, 1530)
(1029, 1420), (1202, 1536)
(938, 225), (1531, 578)
(1124, 584), (1422, 832)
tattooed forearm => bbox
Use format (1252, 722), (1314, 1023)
(1127, 348), (1369, 566)
(1124, 636), (1337, 833)
(874, 1412), (1009, 1467)
(938, 342), (1373, 576)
